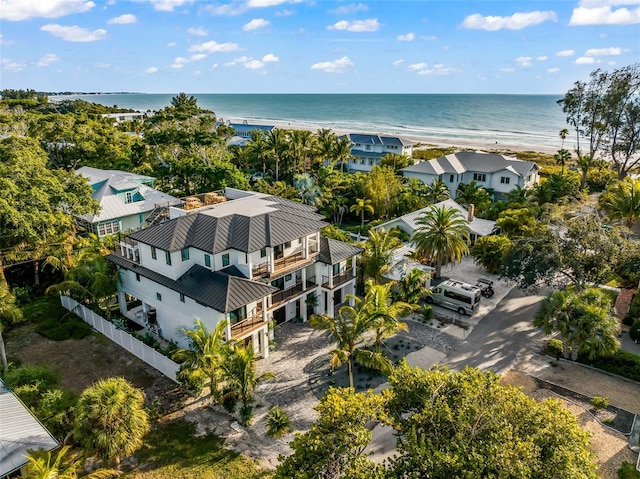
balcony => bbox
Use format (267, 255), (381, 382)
(252, 250), (318, 280)
(230, 316), (266, 339)
(116, 236), (140, 264)
(269, 282), (304, 310)
(322, 271), (356, 289)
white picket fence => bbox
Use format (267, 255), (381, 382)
(59, 295), (179, 383)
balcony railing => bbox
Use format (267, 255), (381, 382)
(322, 271), (355, 289)
(230, 316), (265, 339)
(252, 250), (318, 279)
(305, 275), (317, 289)
(269, 282), (304, 309)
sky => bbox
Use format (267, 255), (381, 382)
(0, 0), (638, 94)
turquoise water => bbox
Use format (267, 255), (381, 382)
(60, 93), (567, 149)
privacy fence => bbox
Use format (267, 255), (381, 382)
(59, 295), (180, 383)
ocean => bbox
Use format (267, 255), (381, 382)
(58, 93), (568, 151)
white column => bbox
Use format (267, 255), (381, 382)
(352, 256), (357, 276)
(118, 290), (127, 315)
(262, 327), (270, 359)
(262, 297), (268, 321)
(225, 314), (232, 341)
(302, 297), (308, 322)
(302, 236), (308, 259)
(267, 250), (274, 273)
(301, 268), (307, 288)
(328, 294), (335, 317)
(329, 267), (334, 289)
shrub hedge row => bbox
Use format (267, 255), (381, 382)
(578, 349), (640, 383)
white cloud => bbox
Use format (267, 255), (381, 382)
(585, 46), (624, 55)
(275, 9), (294, 16)
(189, 40), (241, 53)
(245, 60), (264, 69)
(500, 67), (516, 73)
(40, 24), (107, 42)
(415, 64), (459, 76)
(247, 0), (299, 7)
(408, 62), (428, 71)
(547, 67), (560, 73)
(36, 53), (59, 67)
(393, 59), (404, 66)
(262, 53), (279, 62)
(329, 3), (368, 15)
(187, 27), (208, 36)
(167, 42), (177, 47)
(537, 55), (548, 61)
(461, 10), (557, 31)
(108, 14), (137, 24)
(570, 1), (640, 25)
(0, 0), (94, 21)
(328, 18), (380, 32)
(149, 0), (192, 12)
(225, 55), (251, 66)
(1, 58), (26, 72)
(556, 49), (576, 56)
(243, 18), (270, 31)
(397, 32), (415, 41)
(311, 56), (354, 73)
(575, 56), (598, 64)
(144, 66), (158, 73)
(516, 56), (533, 67)
(171, 53), (207, 68)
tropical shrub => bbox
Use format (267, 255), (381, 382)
(265, 406), (292, 438)
(579, 350), (640, 382)
(590, 396), (609, 410)
(547, 338), (563, 359)
(471, 235), (512, 274)
(629, 321), (640, 342)
(586, 168), (617, 192)
(624, 294), (640, 326)
(618, 461), (640, 479)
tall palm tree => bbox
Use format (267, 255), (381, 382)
(246, 129), (271, 174)
(316, 128), (337, 167)
(172, 318), (229, 403)
(397, 267), (429, 306)
(559, 128), (569, 149)
(599, 177), (640, 227)
(265, 128), (287, 183)
(425, 179), (450, 204)
(455, 180), (492, 206)
(534, 290), (574, 360)
(0, 269), (22, 373)
(221, 344), (275, 425)
(310, 310), (392, 389)
(412, 205), (470, 279)
(505, 185), (531, 205)
(350, 198), (375, 231)
(332, 135), (353, 173)
(74, 377), (150, 467)
(359, 228), (402, 284)
(554, 148), (571, 175)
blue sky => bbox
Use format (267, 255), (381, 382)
(1, 0), (638, 94)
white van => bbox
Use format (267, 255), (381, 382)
(426, 279), (482, 315)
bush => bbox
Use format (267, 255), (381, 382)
(590, 396), (609, 410)
(618, 462), (640, 479)
(35, 314), (93, 341)
(579, 350), (640, 382)
(547, 339), (563, 359)
(630, 321), (640, 343)
(625, 294), (640, 326)
(2, 363), (59, 390)
(265, 406), (292, 438)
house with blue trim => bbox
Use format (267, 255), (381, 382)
(345, 133), (415, 172)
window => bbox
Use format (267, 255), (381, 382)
(284, 241), (291, 249)
(285, 274), (292, 282)
(229, 306), (247, 325)
(151, 246), (157, 260)
(135, 273), (140, 282)
(449, 174), (455, 183)
(97, 220), (119, 236)
(443, 289), (472, 304)
(165, 251), (172, 265)
(222, 253), (230, 267)
(181, 248), (190, 261)
(260, 247), (267, 258)
(473, 173), (486, 182)
(179, 293), (185, 303)
(156, 292), (162, 301)
(204, 254), (211, 267)
(500, 176), (511, 184)
(125, 191), (133, 204)
(333, 263), (340, 275)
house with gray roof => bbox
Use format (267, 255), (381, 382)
(76, 167), (180, 237)
(345, 133), (415, 172)
(0, 379), (58, 478)
(108, 188), (362, 358)
(401, 151), (539, 200)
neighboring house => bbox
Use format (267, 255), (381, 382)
(107, 188), (362, 358)
(101, 112), (147, 124)
(76, 167), (180, 237)
(0, 379), (59, 478)
(345, 133), (415, 172)
(219, 121), (276, 147)
(374, 199), (496, 244)
(401, 151), (539, 201)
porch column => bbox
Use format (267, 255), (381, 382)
(267, 251), (274, 273)
(262, 297), (268, 322)
(262, 327), (270, 359)
(301, 268), (306, 288)
(352, 256), (357, 276)
(117, 290), (127, 315)
(225, 314), (232, 342)
(301, 297), (308, 322)
(328, 294), (335, 317)
(302, 236), (308, 259)
(329, 268), (334, 289)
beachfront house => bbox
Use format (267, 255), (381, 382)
(101, 112), (148, 125)
(219, 120), (276, 147)
(108, 188), (362, 357)
(374, 199), (496, 244)
(401, 151), (539, 201)
(345, 133), (415, 172)
(75, 167), (180, 237)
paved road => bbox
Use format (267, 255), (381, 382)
(441, 286), (549, 373)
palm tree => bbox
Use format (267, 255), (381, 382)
(172, 318), (229, 403)
(599, 177), (640, 228)
(20, 446), (116, 479)
(455, 180), (492, 206)
(412, 205), (470, 279)
(397, 267), (429, 305)
(0, 269), (23, 373)
(289, 129), (316, 173)
(554, 148), (571, 175)
(425, 179), (450, 204)
(359, 228), (401, 284)
(505, 185), (531, 206)
(534, 290), (575, 359)
(350, 198), (375, 232)
(559, 128), (569, 149)
(310, 310), (392, 389)
(316, 128), (337, 167)
(265, 128), (288, 183)
(221, 344), (275, 425)
(246, 129), (271, 174)
(74, 377), (150, 467)
(332, 135), (353, 173)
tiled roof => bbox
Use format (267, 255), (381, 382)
(318, 237), (364, 265)
(401, 151), (537, 178)
(108, 254), (276, 313)
(129, 195), (327, 254)
(0, 379), (58, 477)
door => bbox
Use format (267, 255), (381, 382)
(273, 306), (286, 324)
(334, 288), (342, 305)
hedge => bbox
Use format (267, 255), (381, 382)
(578, 349), (640, 383)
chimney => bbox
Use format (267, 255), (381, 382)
(467, 204), (475, 222)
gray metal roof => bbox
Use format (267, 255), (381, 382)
(108, 254), (277, 313)
(401, 151), (537, 178)
(347, 133), (414, 147)
(318, 237), (364, 265)
(129, 195), (327, 254)
(0, 379), (59, 477)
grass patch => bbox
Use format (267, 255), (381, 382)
(24, 295), (93, 340)
(124, 419), (271, 479)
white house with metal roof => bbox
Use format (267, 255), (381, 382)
(108, 188), (362, 358)
(345, 133), (415, 172)
(401, 151), (539, 201)
(0, 379), (58, 478)
(76, 167), (180, 237)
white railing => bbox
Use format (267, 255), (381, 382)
(59, 296), (179, 383)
